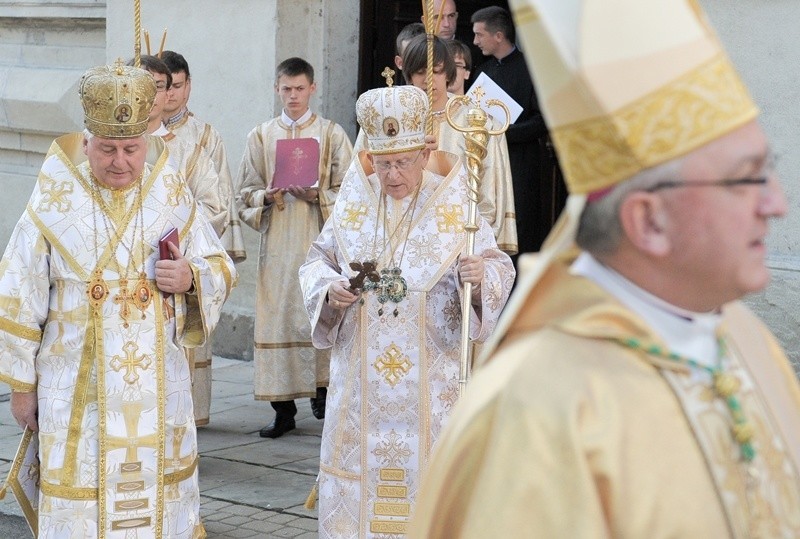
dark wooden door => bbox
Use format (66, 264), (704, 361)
(358, 0), (511, 94)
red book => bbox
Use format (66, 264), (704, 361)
(273, 138), (320, 189)
(159, 227), (179, 260)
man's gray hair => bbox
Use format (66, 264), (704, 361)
(576, 157), (683, 255)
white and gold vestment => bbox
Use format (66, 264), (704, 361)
(0, 132), (236, 538)
(299, 151), (515, 537)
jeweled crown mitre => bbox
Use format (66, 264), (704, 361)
(79, 60), (156, 138)
(356, 85), (429, 155)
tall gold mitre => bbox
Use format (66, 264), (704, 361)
(478, 0), (759, 363)
(79, 60), (156, 138)
(514, 0), (757, 195)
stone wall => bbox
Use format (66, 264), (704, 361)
(0, 1), (105, 233)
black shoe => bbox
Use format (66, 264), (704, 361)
(259, 416), (296, 438)
(310, 387), (327, 420)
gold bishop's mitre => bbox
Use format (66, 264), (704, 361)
(79, 60), (156, 138)
(511, 0), (758, 195)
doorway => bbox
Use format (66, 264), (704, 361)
(358, 0), (511, 94)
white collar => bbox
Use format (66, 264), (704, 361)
(281, 108), (312, 127)
(571, 252), (721, 367)
(153, 123), (170, 137)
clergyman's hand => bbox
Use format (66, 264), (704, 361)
(458, 254), (485, 286)
(285, 185), (319, 203)
(11, 391), (38, 432)
(327, 280), (359, 310)
(155, 242), (194, 294)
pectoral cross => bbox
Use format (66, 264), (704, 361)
(348, 260), (380, 292)
(110, 341), (153, 385)
(381, 66), (396, 88)
(114, 280), (137, 328)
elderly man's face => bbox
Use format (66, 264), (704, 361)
(371, 149), (429, 199)
(83, 135), (148, 189)
(657, 121), (786, 308)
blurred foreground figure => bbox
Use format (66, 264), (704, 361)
(411, 1), (800, 537)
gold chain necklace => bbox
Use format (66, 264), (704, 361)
(360, 179), (424, 317)
(86, 169), (152, 327)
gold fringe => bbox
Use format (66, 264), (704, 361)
(303, 483), (318, 510)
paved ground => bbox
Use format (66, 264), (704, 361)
(0, 358), (322, 538)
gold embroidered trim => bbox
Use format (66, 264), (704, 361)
(41, 458), (197, 501)
(155, 298), (168, 537)
(376, 484), (408, 498)
(26, 203), (87, 281)
(198, 123), (212, 151)
(41, 480), (97, 500)
(0, 316), (42, 342)
(61, 316), (96, 485)
(111, 517), (152, 530)
(319, 461), (360, 482)
(370, 520), (408, 534)
(552, 54), (757, 194)
(0, 373), (35, 392)
(164, 456), (198, 485)
(114, 498), (148, 511)
(374, 502), (410, 517)
(277, 113), (318, 133)
(379, 468), (405, 482)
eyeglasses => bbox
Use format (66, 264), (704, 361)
(643, 177), (768, 193)
(455, 63), (470, 70)
(373, 150), (423, 173)
(155, 81), (168, 92)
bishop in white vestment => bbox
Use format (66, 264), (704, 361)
(299, 85), (514, 537)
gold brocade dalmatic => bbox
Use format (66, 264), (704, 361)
(0, 132), (236, 538)
(299, 151), (515, 537)
(409, 250), (800, 538)
(237, 114), (353, 401)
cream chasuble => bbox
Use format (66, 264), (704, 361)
(353, 99), (518, 255)
(410, 250), (800, 539)
(299, 150), (515, 538)
(158, 124), (228, 427)
(238, 114), (353, 401)
(0, 133), (236, 538)
(169, 111), (246, 262)
(166, 115), (243, 426)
